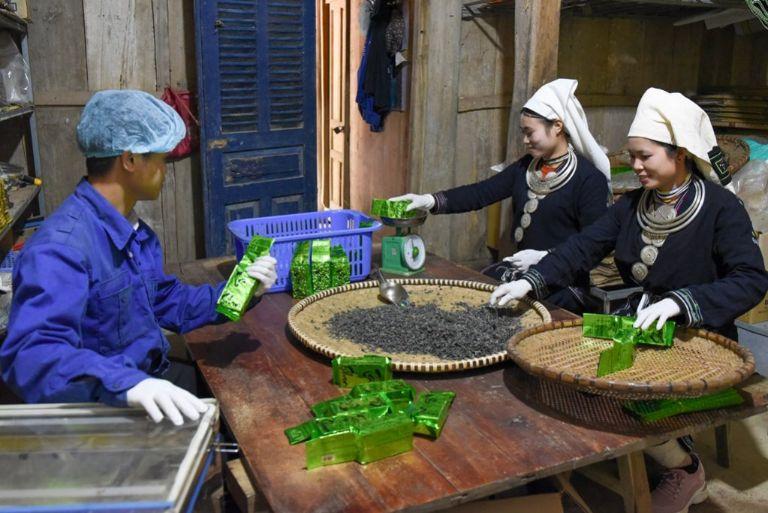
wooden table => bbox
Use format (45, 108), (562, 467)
(171, 255), (768, 513)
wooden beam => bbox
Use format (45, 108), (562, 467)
(505, 0), (562, 163)
(408, 0), (463, 258)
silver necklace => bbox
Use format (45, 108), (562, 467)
(631, 176), (705, 283)
(515, 146), (577, 243)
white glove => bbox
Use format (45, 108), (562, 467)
(633, 298), (681, 331)
(389, 193), (435, 213)
(489, 280), (533, 307)
(126, 378), (209, 426)
(246, 255), (278, 296)
(503, 249), (548, 273)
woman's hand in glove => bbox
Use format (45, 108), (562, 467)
(489, 280), (533, 307)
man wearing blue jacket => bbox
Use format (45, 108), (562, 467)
(0, 90), (277, 425)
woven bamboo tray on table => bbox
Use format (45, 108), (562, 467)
(507, 319), (755, 401)
(287, 278), (551, 373)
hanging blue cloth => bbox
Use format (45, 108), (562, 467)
(356, 30), (384, 132)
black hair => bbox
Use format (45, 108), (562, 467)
(85, 156), (119, 178)
(521, 107), (556, 129)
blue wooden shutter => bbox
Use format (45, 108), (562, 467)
(197, 0), (317, 256)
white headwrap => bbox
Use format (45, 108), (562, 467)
(628, 87), (733, 191)
(523, 78), (611, 185)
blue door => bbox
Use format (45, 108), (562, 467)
(196, 0), (317, 256)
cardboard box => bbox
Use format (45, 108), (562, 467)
(739, 233), (768, 324)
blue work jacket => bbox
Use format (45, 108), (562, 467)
(0, 179), (226, 405)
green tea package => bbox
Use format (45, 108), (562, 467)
(623, 388), (744, 423)
(350, 379), (416, 411)
(331, 245), (351, 288)
(290, 241), (312, 299)
(583, 313), (675, 347)
(310, 393), (391, 419)
(370, 198), (420, 219)
(216, 235), (274, 321)
(355, 413), (414, 464)
(305, 431), (358, 470)
(409, 391), (456, 438)
(311, 239), (332, 292)
(596, 341), (635, 377)
(332, 355), (392, 388)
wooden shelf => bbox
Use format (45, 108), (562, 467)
(0, 105), (33, 124)
(0, 8), (26, 34)
(0, 185), (39, 261)
(462, 0), (748, 19)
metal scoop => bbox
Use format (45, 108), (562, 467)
(376, 269), (411, 307)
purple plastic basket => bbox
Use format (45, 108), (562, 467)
(227, 210), (382, 293)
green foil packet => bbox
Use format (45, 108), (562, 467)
(284, 420), (320, 445)
(355, 413), (415, 464)
(583, 313), (675, 347)
(310, 393), (391, 419)
(332, 355), (393, 388)
(370, 198), (420, 219)
(597, 341), (636, 377)
(216, 235), (274, 321)
(623, 388), (745, 423)
(349, 379), (416, 411)
(311, 239), (332, 292)
(331, 245), (351, 288)
(306, 431), (358, 470)
(290, 241), (312, 299)
(409, 391), (456, 438)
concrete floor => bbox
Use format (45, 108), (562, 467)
(566, 411), (768, 513)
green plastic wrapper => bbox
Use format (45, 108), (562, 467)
(332, 355), (393, 388)
(284, 420), (320, 445)
(583, 313), (675, 347)
(216, 235), (274, 321)
(331, 245), (351, 288)
(350, 379), (416, 411)
(370, 198), (420, 219)
(306, 431), (358, 470)
(290, 241), (312, 299)
(310, 393), (391, 419)
(409, 391), (456, 438)
(311, 239), (332, 292)
(596, 341), (635, 377)
(623, 388), (745, 423)
(355, 413), (415, 464)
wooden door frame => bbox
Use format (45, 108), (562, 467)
(317, 0), (350, 210)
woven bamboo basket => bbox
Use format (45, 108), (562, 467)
(288, 278), (551, 373)
(507, 319), (755, 400)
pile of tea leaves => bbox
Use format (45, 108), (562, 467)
(325, 302), (522, 360)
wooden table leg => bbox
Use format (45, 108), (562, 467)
(618, 451), (652, 513)
(715, 423), (731, 468)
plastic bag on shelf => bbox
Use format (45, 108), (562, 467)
(732, 159), (768, 234)
(0, 31), (31, 106)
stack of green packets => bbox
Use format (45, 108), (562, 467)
(285, 356), (456, 470)
(289, 239), (351, 299)
(623, 388), (745, 423)
(582, 313), (676, 377)
(216, 235), (274, 322)
(370, 198), (421, 219)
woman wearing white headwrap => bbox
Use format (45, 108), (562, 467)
(390, 79), (611, 313)
(491, 87), (768, 513)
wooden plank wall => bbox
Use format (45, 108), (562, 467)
(348, 0), (409, 223)
(27, 0), (201, 263)
(698, 27), (768, 89)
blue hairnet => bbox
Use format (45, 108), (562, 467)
(76, 90), (186, 158)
